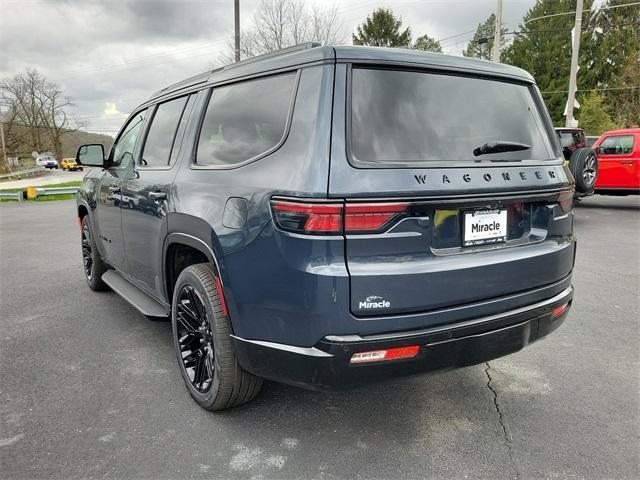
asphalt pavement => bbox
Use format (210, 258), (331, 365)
(1, 196), (638, 480)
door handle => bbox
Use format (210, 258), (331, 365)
(108, 186), (121, 193)
(621, 161), (633, 166)
(149, 191), (167, 200)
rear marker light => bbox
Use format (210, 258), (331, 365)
(350, 345), (420, 364)
(552, 303), (569, 318)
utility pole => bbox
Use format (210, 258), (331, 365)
(565, 0), (584, 127)
(492, 0), (503, 62)
(0, 122), (7, 171)
(234, 0), (241, 63)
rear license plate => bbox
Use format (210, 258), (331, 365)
(463, 209), (507, 246)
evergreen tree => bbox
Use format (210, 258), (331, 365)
(413, 34), (442, 53)
(577, 92), (617, 134)
(463, 14), (507, 60)
(501, 0), (596, 125)
(353, 8), (411, 47)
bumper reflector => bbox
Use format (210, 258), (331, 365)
(552, 303), (569, 318)
(350, 345), (420, 364)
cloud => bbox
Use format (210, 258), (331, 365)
(1, 0), (537, 134)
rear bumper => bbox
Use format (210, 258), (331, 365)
(233, 286), (573, 390)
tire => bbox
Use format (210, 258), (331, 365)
(81, 216), (108, 291)
(172, 264), (262, 411)
(569, 148), (598, 194)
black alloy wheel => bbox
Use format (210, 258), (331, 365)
(80, 216), (108, 291)
(81, 223), (93, 278)
(176, 285), (214, 393)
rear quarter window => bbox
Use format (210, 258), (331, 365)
(349, 67), (555, 166)
(196, 72), (298, 167)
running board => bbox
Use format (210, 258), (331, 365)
(102, 270), (170, 317)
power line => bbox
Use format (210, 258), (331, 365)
(540, 85), (640, 94)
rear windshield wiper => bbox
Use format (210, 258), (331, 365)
(473, 141), (531, 157)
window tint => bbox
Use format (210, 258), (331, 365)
(169, 95), (196, 164)
(599, 135), (634, 155)
(350, 68), (554, 164)
(197, 72), (297, 166)
(141, 96), (189, 167)
(112, 110), (147, 169)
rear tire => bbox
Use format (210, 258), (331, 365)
(172, 264), (262, 411)
(81, 216), (108, 291)
(569, 148), (598, 194)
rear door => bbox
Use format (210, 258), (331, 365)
(121, 94), (196, 298)
(595, 134), (638, 189)
(330, 65), (574, 317)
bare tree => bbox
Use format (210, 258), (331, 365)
(0, 69), (82, 169)
(221, 0), (345, 64)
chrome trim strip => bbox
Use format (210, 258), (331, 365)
(325, 285), (573, 343)
(230, 336), (333, 357)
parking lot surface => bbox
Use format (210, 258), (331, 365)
(1, 196), (638, 480)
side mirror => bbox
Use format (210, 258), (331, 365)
(76, 144), (105, 167)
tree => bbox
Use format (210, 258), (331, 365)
(413, 34), (442, 53)
(352, 8), (411, 47)
(610, 56), (640, 127)
(0, 69), (81, 170)
(501, 0), (597, 125)
(463, 14), (508, 60)
(222, 0), (344, 63)
(577, 92), (617, 134)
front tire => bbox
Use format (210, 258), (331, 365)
(81, 216), (108, 291)
(172, 264), (262, 411)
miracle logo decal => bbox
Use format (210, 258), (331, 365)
(359, 295), (391, 310)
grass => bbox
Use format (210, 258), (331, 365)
(0, 181), (82, 202)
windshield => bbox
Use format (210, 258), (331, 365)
(350, 67), (555, 165)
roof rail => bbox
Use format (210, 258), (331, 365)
(223, 42), (322, 71)
(150, 71), (210, 99)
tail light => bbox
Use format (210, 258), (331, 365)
(552, 302), (569, 318)
(350, 345), (420, 364)
(271, 199), (409, 235)
(557, 190), (574, 214)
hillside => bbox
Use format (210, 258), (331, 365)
(60, 130), (115, 159)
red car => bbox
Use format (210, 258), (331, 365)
(593, 128), (640, 195)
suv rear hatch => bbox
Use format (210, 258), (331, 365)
(329, 65), (574, 317)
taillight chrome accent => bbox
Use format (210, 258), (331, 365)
(270, 198), (409, 235)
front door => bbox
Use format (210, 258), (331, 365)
(595, 134), (637, 189)
(94, 110), (147, 271)
(121, 94), (195, 299)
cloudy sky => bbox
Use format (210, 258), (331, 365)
(1, 0), (543, 135)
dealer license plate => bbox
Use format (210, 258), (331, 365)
(463, 209), (507, 246)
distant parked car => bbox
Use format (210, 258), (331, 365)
(36, 155), (58, 169)
(593, 128), (640, 195)
(61, 158), (83, 171)
(586, 135), (600, 148)
(555, 127), (598, 196)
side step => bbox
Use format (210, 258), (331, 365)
(102, 270), (170, 317)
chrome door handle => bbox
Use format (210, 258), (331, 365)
(149, 191), (167, 200)
(108, 186), (121, 193)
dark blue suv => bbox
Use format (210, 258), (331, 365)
(75, 44), (575, 411)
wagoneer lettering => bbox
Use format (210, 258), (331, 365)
(74, 44), (575, 411)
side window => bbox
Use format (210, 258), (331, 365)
(600, 135), (635, 155)
(111, 110), (147, 170)
(141, 96), (189, 167)
(196, 72), (297, 167)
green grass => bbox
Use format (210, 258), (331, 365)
(0, 181), (82, 202)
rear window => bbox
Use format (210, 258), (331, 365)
(350, 68), (555, 165)
(196, 72), (297, 167)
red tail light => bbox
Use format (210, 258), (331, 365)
(557, 190), (574, 214)
(271, 198), (409, 235)
(270, 200), (342, 234)
(344, 203), (408, 233)
(552, 302), (569, 318)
